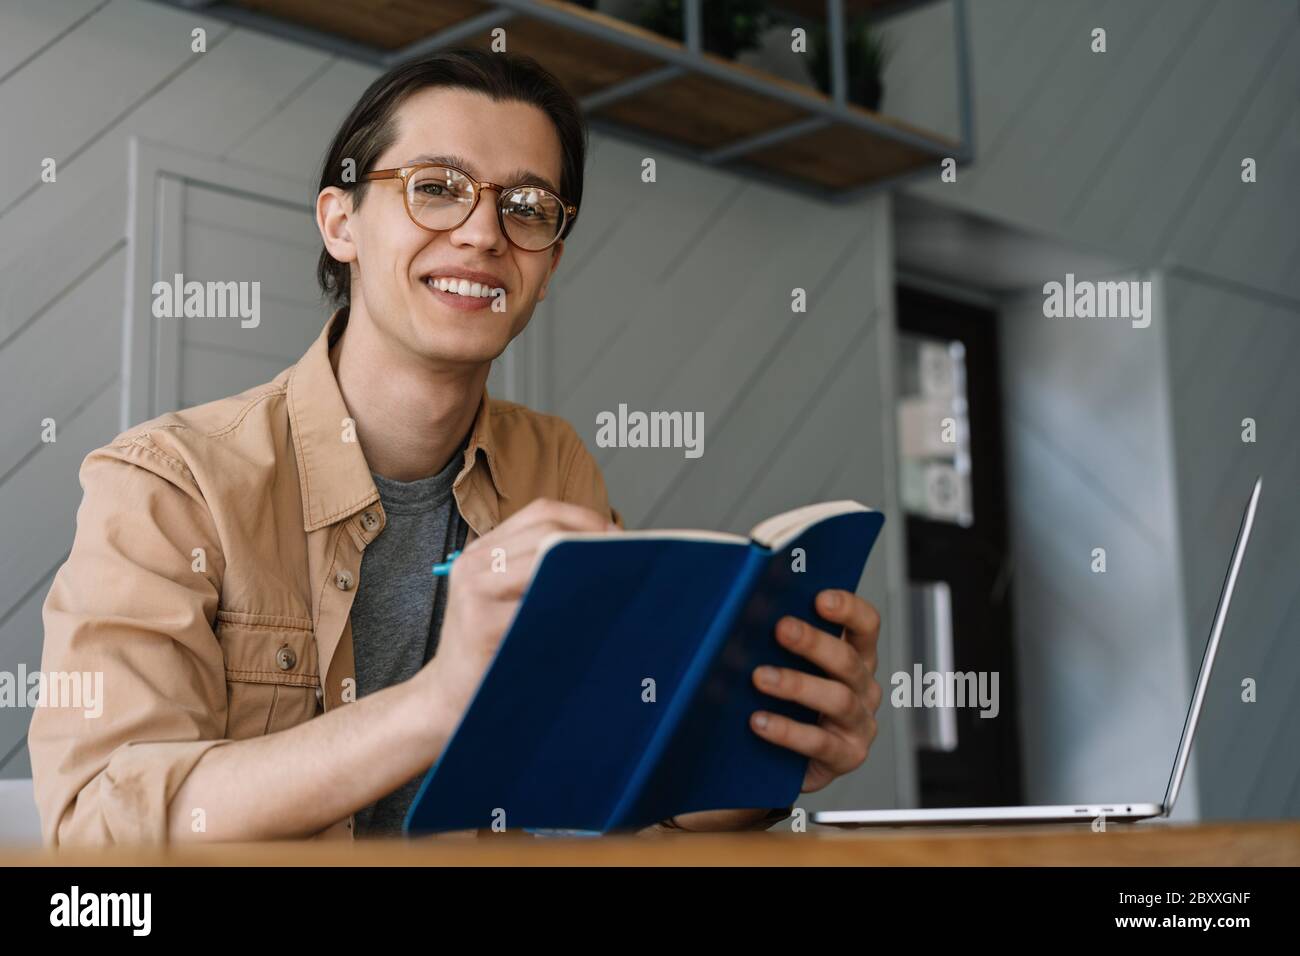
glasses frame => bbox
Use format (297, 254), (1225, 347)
(362, 162), (577, 252)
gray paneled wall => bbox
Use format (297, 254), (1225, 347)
(0, 0), (914, 816)
(887, 0), (1300, 304)
(885, 0), (1299, 818)
(999, 275), (1197, 818)
(1163, 272), (1300, 820)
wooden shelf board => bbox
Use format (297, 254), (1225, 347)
(595, 72), (811, 151)
(693, 44), (960, 148)
(231, 0), (488, 51)
(456, 15), (666, 99)
(742, 119), (940, 190)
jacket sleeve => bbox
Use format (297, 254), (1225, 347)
(559, 424), (624, 529)
(29, 433), (235, 846)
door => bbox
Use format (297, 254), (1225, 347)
(895, 285), (1022, 807)
(123, 138), (532, 423)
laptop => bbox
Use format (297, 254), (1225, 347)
(813, 476), (1261, 829)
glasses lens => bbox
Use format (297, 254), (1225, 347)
(407, 166), (475, 230)
(500, 186), (565, 251)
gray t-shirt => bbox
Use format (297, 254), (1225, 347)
(350, 451), (469, 836)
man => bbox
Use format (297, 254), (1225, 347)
(29, 49), (884, 844)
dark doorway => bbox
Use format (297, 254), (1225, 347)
(895, 285), (1021, 807)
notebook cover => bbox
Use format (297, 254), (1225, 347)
(405, 510), (884, 834)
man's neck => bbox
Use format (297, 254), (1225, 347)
(330, 309), (489, 483)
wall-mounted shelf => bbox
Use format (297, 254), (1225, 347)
(165, 0), (973, 202)
(774, 0), (939, 20)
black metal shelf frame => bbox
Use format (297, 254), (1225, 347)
(162, 0), (974, 203)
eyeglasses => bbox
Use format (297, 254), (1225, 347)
(362, 162), (577, 252)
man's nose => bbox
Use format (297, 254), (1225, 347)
(457, 185), (506, 245)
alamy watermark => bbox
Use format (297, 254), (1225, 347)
(891, 664), (999, 719)
(50, 886), (150, 935)
(595, 403), (704, 459)
(1042, 273), (1152, 328)
(152, 273), (260, 328)
(0, 666), (103, 718)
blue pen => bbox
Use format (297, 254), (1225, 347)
(431, 550), (461, 576)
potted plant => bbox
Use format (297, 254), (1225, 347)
(635, 0), (771, 60)
(810, 14), (891, 112)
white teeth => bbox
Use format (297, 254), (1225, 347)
(427, 277), (500, 298)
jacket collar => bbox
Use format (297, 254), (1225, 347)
(287, 308), (507, 532)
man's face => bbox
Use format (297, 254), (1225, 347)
(331, 86), (567, 368)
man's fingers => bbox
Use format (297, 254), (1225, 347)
(816, 590), (880, 658)
(866, 676), (883, 715)
(450, 541), (530, 598)
(749, 710), (867, 774)
(774, 616), (866, 687)
(752, 664), (864, 727)
(451, 533), (561, 597)
(479, 498), (610, 542)
(454, 506), (612, 597)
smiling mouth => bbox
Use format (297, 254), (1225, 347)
(424, 276), (504, 299)
(422, 276), (506, 312)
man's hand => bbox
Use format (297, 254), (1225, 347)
(661, 590), (882, 832)
(420, 498), (612, 722)
(750, 589), (883, 793)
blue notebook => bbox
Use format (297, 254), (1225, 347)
(404, 500), (885, 835)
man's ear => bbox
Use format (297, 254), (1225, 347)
(537, 239), (565, 302)
(317, 186), (357, 266)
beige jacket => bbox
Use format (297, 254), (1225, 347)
(29, 309), (618, 845)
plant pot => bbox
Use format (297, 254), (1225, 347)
(635, 0), (770, 60)
(811, 64), (885, 112)
(850, 74), (884, 113)
(809, 18), (890, 113)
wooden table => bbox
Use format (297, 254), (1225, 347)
(3, 820), (1297, 865)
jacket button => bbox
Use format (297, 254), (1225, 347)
(361, 511), (380, 531)
(335, 570), (354, 590)
(275, 645), (297, 671)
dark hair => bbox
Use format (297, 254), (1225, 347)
(315, 48), (587, 308)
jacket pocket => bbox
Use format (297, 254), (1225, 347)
(215, 612), (321, 740)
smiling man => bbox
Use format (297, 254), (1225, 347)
(29, 50), (884, 844)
